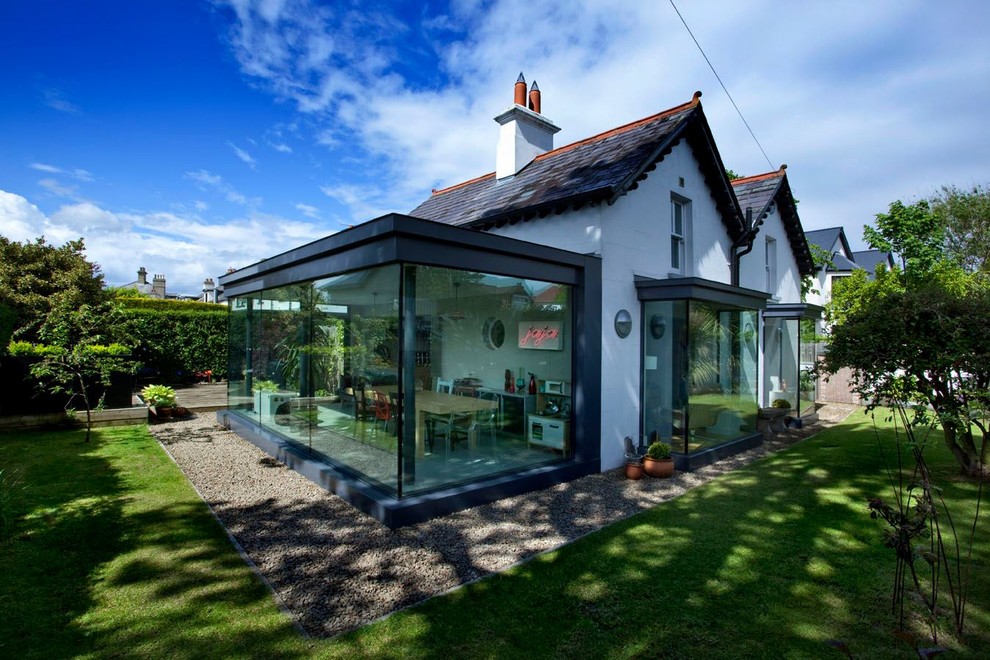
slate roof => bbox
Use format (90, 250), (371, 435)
(805, 227), (852, 258)
(851, 249), (894, 275)
(731, 167), (815, 277)
(831, 253), (858, 271)
(411, 92), (747, 242)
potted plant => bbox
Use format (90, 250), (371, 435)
(141, 384), (176, 419)
(643, 441), (674, 478)
(623, 436), (645, 480)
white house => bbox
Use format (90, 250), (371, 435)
(218, 75), (819, 525)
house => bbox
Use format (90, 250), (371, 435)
(218, 76), (817, 526)
(803, 227), (893, 306)
(803, 226), (893, 404)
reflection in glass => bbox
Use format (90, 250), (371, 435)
(642, 300), (759, 455)
(226, 263), (574, 498)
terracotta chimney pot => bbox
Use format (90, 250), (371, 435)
(514, 72), (527, 106)
(528, 80), (541, 114)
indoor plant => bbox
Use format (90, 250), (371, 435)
(643, 441), (674, 478)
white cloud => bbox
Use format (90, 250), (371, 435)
(30, 163), (94, 182)
(38, 178), (81, 199)
(0, 190), (49, 242)
(270, 142), (292, 153)
(184, 169), (259, 207)
(227, 141), (257, 169)
(213, 0), (990, 244)
(41, 87), (81, 114)
(29, 163), (62, 174)
(0, 187), (329, 295)
(294, 202), (320, 219)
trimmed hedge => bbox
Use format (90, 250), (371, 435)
(0, 301), (15, 353)
(120, 300), (228, 383)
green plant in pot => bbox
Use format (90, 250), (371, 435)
(643, 441), (674, 478)
(141, 384), (176, 418)
(772, 398), (791, 409)
(251, 379), (279, 393)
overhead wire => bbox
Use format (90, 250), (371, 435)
(669, 0), (775, 170)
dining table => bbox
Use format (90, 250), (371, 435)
(372, 386), (498, 458)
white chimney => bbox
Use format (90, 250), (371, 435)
(495, 73), (560, 179)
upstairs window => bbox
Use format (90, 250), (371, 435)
(671, 197), (689, 274)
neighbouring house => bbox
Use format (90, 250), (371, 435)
(218, 76), (817, 526)
(120, 267), (167, 298)
(121, 267), (224, 302)
(803, 226), (893, 404)
(803, 227), (893, 307)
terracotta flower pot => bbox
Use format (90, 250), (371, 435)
(625, 461), (645, 480)
(155, 405), (173, 419)
(643, 456), (674, 478)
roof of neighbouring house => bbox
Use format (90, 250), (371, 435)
(805, 227), (853, 261)
(730, 166), (815, 277)
(410, 92), (747, 242)
(851, 249), (894, 275)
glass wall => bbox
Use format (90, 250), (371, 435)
(798, 317), (819, 416)
(763, 314), (819, 416)
(764, 317), (798, 410)
(226, 263), (573, 498)
(642, 300), (759, 455)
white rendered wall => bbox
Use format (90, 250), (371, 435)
(491, 141), (735, 470)
(738, 207), (802, 303)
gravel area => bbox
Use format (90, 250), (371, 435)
(150, 403), (857, 638)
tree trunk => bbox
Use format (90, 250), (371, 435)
(941, 422), (985, 476)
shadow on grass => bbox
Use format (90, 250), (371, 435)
(192, 411), (988, 658)
(0, 426), (309, 659)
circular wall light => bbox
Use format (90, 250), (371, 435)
(614, 309), (632, 338)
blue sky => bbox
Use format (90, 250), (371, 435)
(2, 0), (989, 295)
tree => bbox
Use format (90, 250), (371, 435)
(822, 265), (989, 476)
(19, 302), (134, 442)
(864, 199), (946, 278)
(930, 183), (990, 273)
(0, 236), (108, 343)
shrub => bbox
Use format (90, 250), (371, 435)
(252, 379), (279, 393)
(120, 300), (227, 382)
(772, 398), (791, 409)
(141, 384), (176, 407)
(646, 441), (671, 460)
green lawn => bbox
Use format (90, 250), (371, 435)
(1, 412), (986, 658)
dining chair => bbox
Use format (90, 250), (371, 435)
(470, 390), (499, 454)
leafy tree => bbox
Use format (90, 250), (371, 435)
(864, 200), (946, 278)
(930, 183), (990, 273)
(20, 302), (134, 442)
(822, 265), (989, 476)
(0, 236), (108, 343)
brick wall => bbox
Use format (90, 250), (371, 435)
(817, 366), (863, 405)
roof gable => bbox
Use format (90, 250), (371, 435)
(731, 167), (815, 277)
(805, 227), (853, 260)
(411, 92), (746, 242)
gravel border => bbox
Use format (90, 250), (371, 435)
(149, 404), (857, 638)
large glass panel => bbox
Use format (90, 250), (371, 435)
(686, 302), (758, 452)
(798, 317), (819, 416)
(642, 300), (688, 453)
(227, 296), (255, 414)
(404, 265), (573, 495)
(305, 266), (400, 494)
(643, 300), (758, 455)
(764, 317), (799, 410)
